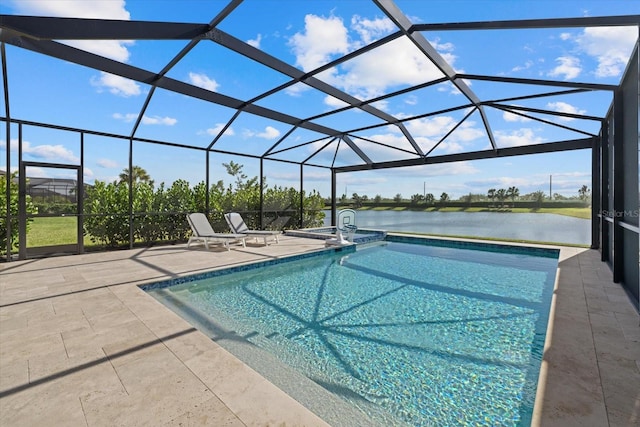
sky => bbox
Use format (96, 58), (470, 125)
(1, 0), (638, 200)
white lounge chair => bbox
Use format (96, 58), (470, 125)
(224, 212), (280, 245)
(186, 213), (247, 251)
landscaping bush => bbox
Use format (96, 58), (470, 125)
(81, 164), (326, 248)
(0, 172), (36, 255)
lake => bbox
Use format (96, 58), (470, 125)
(323, 210), (591, 245)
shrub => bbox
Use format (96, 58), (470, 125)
(0, 172), (37, 255)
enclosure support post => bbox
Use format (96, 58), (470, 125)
(331, 169), (337, 226)
(600, 120), (610, 262)
(205, 151), (210, 216)
(612, 90), (624, 282)
(128, 138), (134, 249)
(259, 158), (264, 229)
(2, 43), (12, 260)
(18, 124), (25, 259)
(299, 164), (304, 229)
(78, 132), (84, 254)
(591, 132), (600, 249)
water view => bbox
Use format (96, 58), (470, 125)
(324, 210), (591, 245)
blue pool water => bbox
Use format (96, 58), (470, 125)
(144, 239), (558, 426)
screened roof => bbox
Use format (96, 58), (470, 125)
(0, 0), (638, 178)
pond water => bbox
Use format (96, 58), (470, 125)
(323, 210), (591, 245)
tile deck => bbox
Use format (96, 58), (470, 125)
(1, 235), (638, 426)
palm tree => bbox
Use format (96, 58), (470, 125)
(578, 185), (591, 201)
(506, 186), (520, 206)
(487, 188), (496, 207)
(496, 188), (507, 208)
(425, 193), (435, 204)
(119, 165), (154, 186)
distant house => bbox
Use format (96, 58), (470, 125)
(1, 170), (78, 203)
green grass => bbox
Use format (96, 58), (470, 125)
(27, 216), (93, 247)
(536, 207), (591, 219)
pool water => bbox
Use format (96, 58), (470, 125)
(145, 240), (558, 426)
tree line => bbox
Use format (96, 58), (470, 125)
(335, 185), (591, 208)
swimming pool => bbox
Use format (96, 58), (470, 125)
(143, 237), (559, 426)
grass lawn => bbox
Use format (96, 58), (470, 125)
(536, 207), (591, 219)
(27, 216), (94, 247)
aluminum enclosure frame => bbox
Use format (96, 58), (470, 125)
(0, 0), (638, 297)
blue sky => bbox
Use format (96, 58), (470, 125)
(1, 0), (638, 199)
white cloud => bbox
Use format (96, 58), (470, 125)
(92, 72), (141, 97)
(392, 162), (479, 177)
(370, 99), (389, 111)
(83, 167), (94, 179)
(406, 116), (484, 152)
(289, 14), (350, 71)
(288, 14), (453, 100)
(495, 128), (546, 148)
(548, 56), (581, 80)
(113, 113), (177, 125)
(247, 34), (262, 48)
(141, 115), (177, 126)
(244, 126), (281, 140)
(546, 101), (586, 121)
(404, 95), (418, 106)
(97, 158), (119, 168)
(188, 72), (219, 91)
(112, 112), (138, 122)
(465, 176), (536, 189)
(2, 138), (79, 162)
(350, 15), (395, 45)
(324, 95), (350, 109)
(71, 40), (133, 62)
(316, 115), (483, 161)
(204, 124), (235, 136)
(502, 107), (532, 123)
(335, 37), (446, 98)
(544, 171), (591, 178)
(12, 0), (133, 61)
(575, 26), (638, 78)
(257, 126), (280, 139)
(11, 0), (130, 19)
(25, 142), (79, 163)
(284, 82), (309, 97)
(511, 60), (533, 72)
(23, 166), (48, 177)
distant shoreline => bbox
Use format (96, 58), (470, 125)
(326, 206), (591, 220)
